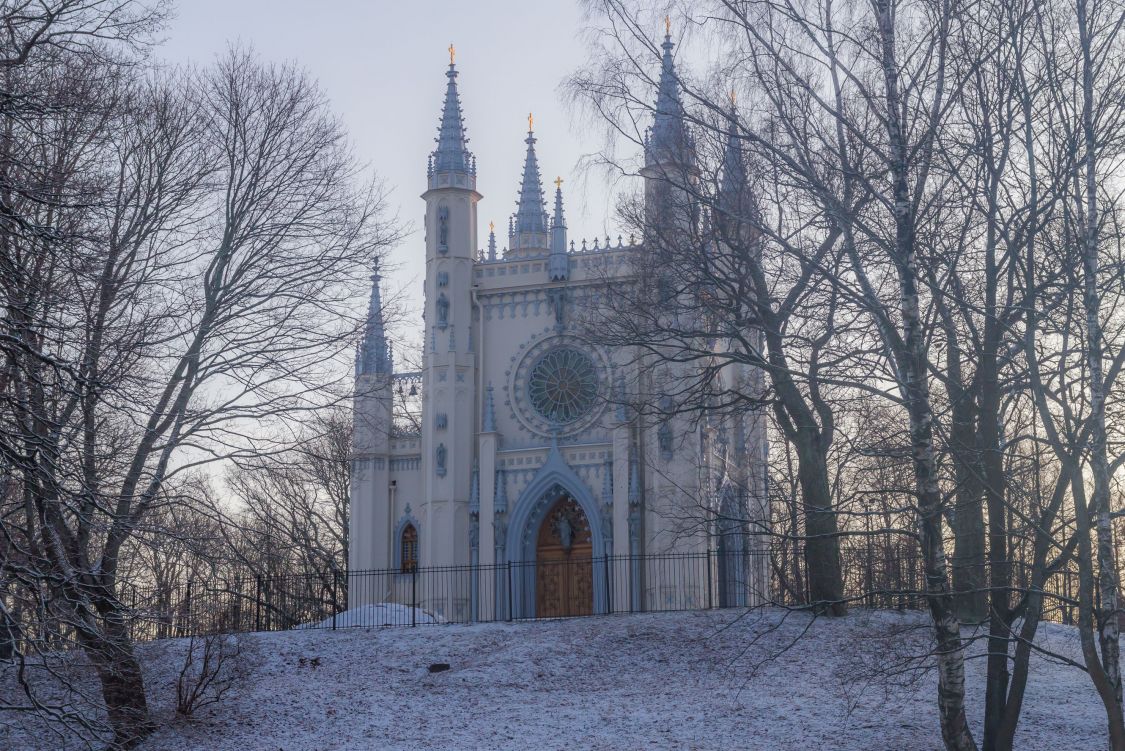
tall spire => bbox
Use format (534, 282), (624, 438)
(720, 96), (747, 205)
(717, 97), (758, 239)
(551, 176), (566, 228)
(469, 460), (480, 513)
(511, 114), (550, 250)
(429, 46), (475, 182)
(487, 220), (497, 261)
(646, 19), (693, 168)
(549, 176), (568, 280)
(356, 260), (391, 376)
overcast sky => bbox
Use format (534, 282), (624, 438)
(159, 0), (637, 335)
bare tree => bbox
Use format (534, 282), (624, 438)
(575, 0), (977, 746)
(174, 632), (243, 718)
(224, 406), (352, 607)
(0, 40), (395, 748)
(570, 1), (853, 616)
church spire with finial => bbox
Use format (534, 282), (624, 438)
(429, 43), (475, 186)
(487, 220), (497, 261)
(511, 113), (550, 252)
(646, 16), (693, 168)
(356, 259), (391, 376)
(717, 91), (758, 239)
(549, 176), (569, 280)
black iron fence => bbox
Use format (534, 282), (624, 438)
(777, 544), (1080, 625)
(114, 547), (1083, 642)
(122, 550), (773, 640)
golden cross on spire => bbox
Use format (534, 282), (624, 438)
(489, 220), (495, 233)
(528, 112), (534, 131)
(448, 43), (455, 65)
(554, 176), (564, 190)
(665, 15), (671, 35)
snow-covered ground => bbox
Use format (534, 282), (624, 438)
(1, 609), (1107, 749)
(295, 603), (443, 629)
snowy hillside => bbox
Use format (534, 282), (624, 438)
(2, 609), (1106, 750)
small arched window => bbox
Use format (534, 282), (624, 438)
(400, 523), (418, 573)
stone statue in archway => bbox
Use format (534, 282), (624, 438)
(554, 512), (574, 552)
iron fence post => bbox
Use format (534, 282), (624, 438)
(629, 554), (635, 613)
(507, 561), (513, 622)
(331, 568), (338, 631)
(411, 567), (417, 627)
(254, 575), (262, 632)
(706, 550), (714, 610)
(604, 555), (612, 614)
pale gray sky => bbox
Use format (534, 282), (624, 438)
(160, 0), (636, 334)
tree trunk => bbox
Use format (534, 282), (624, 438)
(1077, 0), (1124, 740)
(794, 432), (847, 616)
(872, 0), (976, 745)
(979, 353), (1011, 751)
(947, 389), (987, 624)
(76, 602), (154, 749)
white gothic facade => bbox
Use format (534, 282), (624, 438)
(348, 33), (769, 621)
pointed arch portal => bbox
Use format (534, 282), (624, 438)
(535, 495), (594, 618)
(505, 448), (609, 618)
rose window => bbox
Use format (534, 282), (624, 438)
(526, 347), (598, 424)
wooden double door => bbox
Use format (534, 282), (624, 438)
(535, 495), (593, 618)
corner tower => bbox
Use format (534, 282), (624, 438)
(421, 47), (481, 570)
(642, 19), (697, 241)
(350, 263), (393, 576)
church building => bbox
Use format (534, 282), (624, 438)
(348, 29), (769, 621)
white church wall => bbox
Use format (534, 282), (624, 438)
(350, 45), (770, 617)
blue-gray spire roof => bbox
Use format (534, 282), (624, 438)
(430, 59), (474, 177)
(356, 261), (391, 376)
(717, 101), (759, 234)
(551, 179), (566, 229)
(512, 118), (549, 244)
(719, 102), (747, 210)
(469, 460), (480, 513)
(646, 27), (694, 167)
(549, 178), (569, 280)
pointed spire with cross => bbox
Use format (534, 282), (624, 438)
(549, 174), (569, 280)
(430, 43), (474, 181)
(511, 113), (549, 250)
(356, 258), (390, 376)
(646, 16), (694, 169)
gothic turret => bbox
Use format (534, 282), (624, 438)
(349, 258), (393, 578)
(642, 19), (698, 244)
(421, 47), (482, 570)
(716, 99), (757, 242)
(548, 177), (568, 281)
(429, 46), (476, 191)
(511, 114), (550, 254)
(645, 20), (694, 170)
(356, 261), (391, 376)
